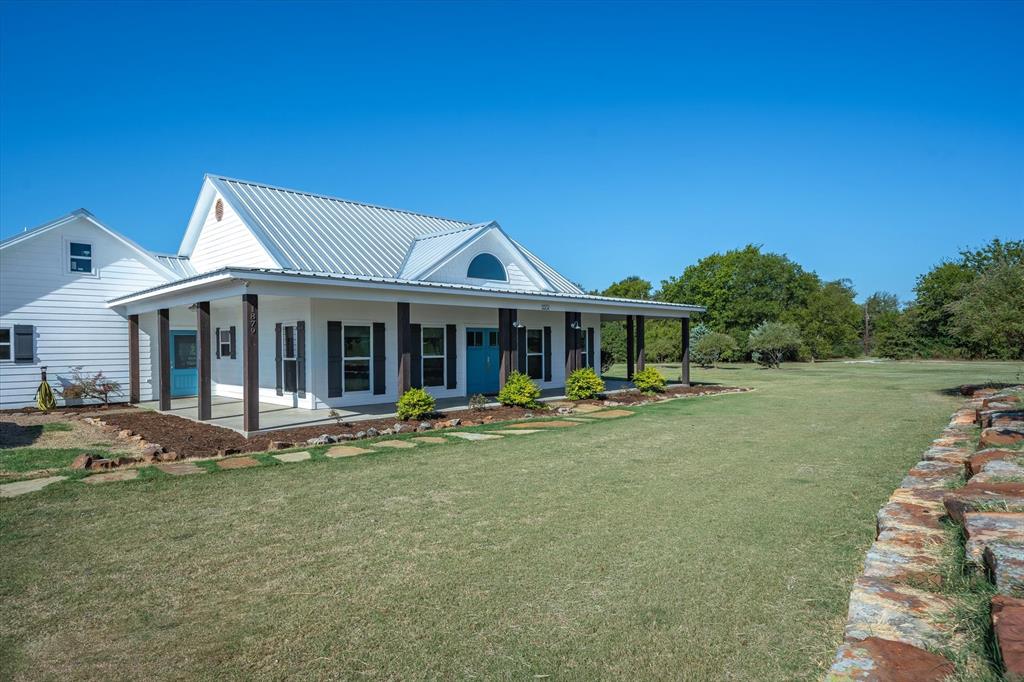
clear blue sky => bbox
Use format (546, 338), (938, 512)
(1, 1), (1020, 301)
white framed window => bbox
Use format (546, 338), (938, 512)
(0, 327), (10, 362)
(421, 327), (445, 387)
(67, 240), (94, 275)
(526, 328), (544, 380)
(579, 328), (591, 368)
(343, 324), (372, 392)
(218, 329), (232, 358)
(281, 323), (298, 393)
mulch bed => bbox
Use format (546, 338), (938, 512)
(578, 383), (748, 406)
(0, 403), (135, 416)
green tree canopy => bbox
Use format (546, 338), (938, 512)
(603, 276), (652, 300)
(948, 262), (1024, 359)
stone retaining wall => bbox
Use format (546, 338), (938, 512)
(826, 385), (1024, 681)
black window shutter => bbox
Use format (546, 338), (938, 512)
(373, 322), (386, 395)
(13, 325), (33, 363)
(587, 327), (595, 368)
(543, 326), (552, 382)
(410, 324), (422, 389)
(445, 324), (457, 389)
(517, 326), (527, 374)
(229, 326), (237, 359)
(215, 327), (221, 359)
(296, 321), (306, 398)
(274, 322), (283, 396)
(327, 321), (343, 397)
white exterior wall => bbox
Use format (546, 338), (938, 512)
(189, 193), (277, 273)
(426, 230), (544, 292)
(0, 217), (171, 408)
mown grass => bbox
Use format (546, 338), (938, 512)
(1, 360), (1022, 680)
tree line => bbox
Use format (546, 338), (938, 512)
(597, 238), (1023, 367)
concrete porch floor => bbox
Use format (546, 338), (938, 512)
(137, 379), (641, 435)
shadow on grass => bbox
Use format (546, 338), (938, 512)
(0, 422), (43, 448)
(937, 382), (1021, 397)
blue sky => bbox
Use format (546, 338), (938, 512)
(1, 1), (1020, 301)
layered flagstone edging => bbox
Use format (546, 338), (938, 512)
(826, 385), (1024, 681)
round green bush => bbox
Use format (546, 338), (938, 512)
(632, 366), (666, 394)
(396, 387), (436, 420)
(497, 371), (542, 408)
(566, 367), (605, 400)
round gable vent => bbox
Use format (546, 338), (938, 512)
(215, 198), (224, 221)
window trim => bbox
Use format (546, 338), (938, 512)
(64, 237), (97, 277)
(218, 329), (232, 359)
(420, 325), (447, 388)
(466, 252), (508, 282)
(525, 327), (544, 381)
(0, 326), (11, 362)
(342, 322), (373, 394)
(580, 328), (591, 368)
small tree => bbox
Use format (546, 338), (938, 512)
(60, 367), (122, 405)
(691, 332), (739, 368)
(747, 322), (802, 368)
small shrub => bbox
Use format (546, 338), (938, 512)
(60, 366), (122, 405)
(632, 367), (666, 393)
(692, 332), (739, 368)
(497, 371), (542, 408)
(747, 321), (802, 368)
(566, 367), (605, 400)
(396, 388), (435, 420)
(328, 408), (346, 428)
(468, 393), (490, 410)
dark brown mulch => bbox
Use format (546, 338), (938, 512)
(0, 403), (136, 416)
(577, 383), (748, 406)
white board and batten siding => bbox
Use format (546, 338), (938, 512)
(188, 195), (277, 274)
(0, 216), (172, 408)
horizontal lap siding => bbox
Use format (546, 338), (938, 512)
(0, 217), (171, 408)
(189, 194), (277, 273)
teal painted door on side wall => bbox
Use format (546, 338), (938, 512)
(170, 331), (198, 397)
(466, 327), (499, 395)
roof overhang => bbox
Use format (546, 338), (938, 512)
(107, 267), (705, 318)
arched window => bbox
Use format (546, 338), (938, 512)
(467, 253), (507, 281)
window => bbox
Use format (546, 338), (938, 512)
(68, 241), (93, 274)
(467, 253), (507, 281)
(282, 324), (298, 393)
(343, 325), (371, 392)
(174, 334), (197, 369)
(422, 327), (445, 387)
(0, 328), (10, 361)
(526, 329), (543, 380)
(218, 329), (232, 358)
(467, 330), (483, 347)
(579, 328), (591, 368)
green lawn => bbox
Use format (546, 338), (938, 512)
(1, 360), (1022, 680)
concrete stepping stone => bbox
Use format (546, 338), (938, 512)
(968, 448), (1021, 476)
(217, 456), (261, 469)
(564, 417), (595, 422)
(572, 404), (606, 414)
(944, 481), (1024, 523)
(488, 429), (540, 435)
(447, 432), (503, 441)
(83, 470), (139, 484)
(156, 462), (206, 475)
(0, 475), (67, 498)
(992, 596), (1024, 679)
(898, 460), (963, 489)
(410, 437), (446, 444)
(983, 543), (1024, 596)
(825, 636), (954, 681)
(507, 420), (578, 429)
(273, 451), (312, 463)
(374, 440), (416, 449)
(325, 445), (376, 458)
(843, 576), (958, 651)
(963, 512), (1024, 565)
(588, 409), (634, 418)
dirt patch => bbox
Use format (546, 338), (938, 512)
(0, 403), (135, 425)
(579, 383), (749, 406)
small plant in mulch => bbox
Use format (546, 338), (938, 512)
(497, 371), (543, 409)
(468, 394), (490, 410)
(396, 388), (436, 421)
(632, 367), (666, 394)
(60, 367), (122, 405)
(566, 367), (605, 401)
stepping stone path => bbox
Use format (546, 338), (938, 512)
(374, 440), (417, 449)
(325, 445), (376, 458)
(447, 432), (503, 441)
(0, 475), (67, 498)
(826, 385), (1024, 680)
(273, 451), (312, 463)
(588, 409), (634, 419)
(506, 420), (578, 429)
(410, 437), (447, 444)
(83, 470), (139, 484)
(572, 404), (606, 414)
(217, 456), (261, 469)
(157, 462), (206, 475)
(488, 429), (540, 435)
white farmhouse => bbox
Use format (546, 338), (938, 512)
(0, 175), (702, 433)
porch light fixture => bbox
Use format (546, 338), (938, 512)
(512, 320), (526, 329)
(570, 321), (582, 330)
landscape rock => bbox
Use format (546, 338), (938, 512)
(980, 425), (1024, 448)
(992, 595), (1024, 679)
(354, 431), (367, 439)
(876, 488), (948, 537)
(365, 427), (379, 438)
(88, 458), (115, 470)
(380, 428), (393, 436)
(215, 447), (240, 457)
(417, 421), (433, 431)
(972, 459), (1024, 484)
(825, 636), (955, 681)
(944, 481), (1024, 524)
(336, 433), (357, 441)
(157, 451), (181, 462)
(438, 418), (460, 428)
(861, 539), (944, 585)
(984, 543), (1024, 596)
(843, 576), (958, 651)
(306, 434), (336, 446)
(963, 512), (1024, 565)
(556, 406), (575, 415)
(921, 446), (971, 464)
(898, 460), (963, 489)
(268, 441), (293, 450)
(70, 454), (93, 470)
(392, 423), (406, 433)
(140, 443), (164, 458)
(968, 449), (1022, 476)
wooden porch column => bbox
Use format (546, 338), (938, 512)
(499, 308), (516, 387)
(635, 315), (646, 372)
(681, 317), (691, 386)
(196, 301), (212, 420)
(128, 314), (140, 403)
(158, 308), (171, 410)
(242, 294), (259, 433)
(397, 302), (411, 394)
(626, 315), (635, 379)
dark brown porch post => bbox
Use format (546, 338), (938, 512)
(498, 308), (516, 387)
(196, 301), (212, 420)
(158, 308), (171, 410)
(681, 317), (691, 386)
(242, 294), (259, 433)
(635, 315), (646, 372)
(626, 315), (635, 379)
(128, 314), (140, 403)
(397, 302), (411, 394)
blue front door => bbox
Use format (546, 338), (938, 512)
(466, 327), (500, 395)
(170, 331), (198, 397)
